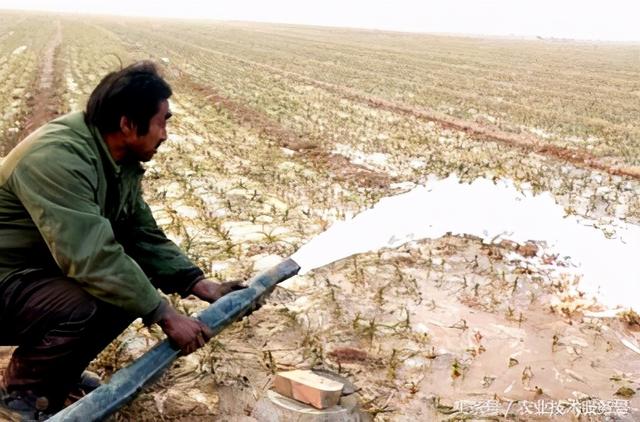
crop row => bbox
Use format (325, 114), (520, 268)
(0, 16), (58, 154)
(121, 20), (640, 162)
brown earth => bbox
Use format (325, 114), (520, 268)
(7, 20), (64, 153)
(285, 72), (640, 181)
(176, 72), (393, 190)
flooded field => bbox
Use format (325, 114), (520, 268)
(0, 11), (638, 420)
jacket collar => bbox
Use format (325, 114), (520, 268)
(56, 111), (122, 176)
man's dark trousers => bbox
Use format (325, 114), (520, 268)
(0, 270), (133, 409)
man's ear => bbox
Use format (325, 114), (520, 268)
(119, 116), (137, 139)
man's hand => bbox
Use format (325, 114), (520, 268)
(157, 305), (212, 355)
(190, 278), (246, 303)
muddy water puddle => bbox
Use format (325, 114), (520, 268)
(403, 242), (640, 419)
(292, 234), (640, 420)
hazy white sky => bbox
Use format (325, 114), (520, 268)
(2, 0), (639, 42)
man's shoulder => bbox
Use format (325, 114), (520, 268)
(0, 112), (99, 185)
(39, 111), (93, 144)
(50, 111), (91, 131)
(24, 112), (96, 156)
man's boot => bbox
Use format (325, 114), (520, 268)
(1, 388), (54, 421)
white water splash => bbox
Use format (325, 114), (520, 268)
(291, 175), (640, 310)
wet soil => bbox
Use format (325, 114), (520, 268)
(104, 235), (639, 421)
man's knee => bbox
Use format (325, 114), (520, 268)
(38, 279), (131, 339)
(49, 291), (99, 336)
(6, 275), (100, 341)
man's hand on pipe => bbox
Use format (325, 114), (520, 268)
(157, 304), (213, 355)
(155, 279), (245, 355)
(190, 278), (246, 303)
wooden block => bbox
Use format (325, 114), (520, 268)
(273, 370), (344, 409)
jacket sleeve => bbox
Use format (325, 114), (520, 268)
(117, 184), (205, 297)
(10, 144), (162, 317)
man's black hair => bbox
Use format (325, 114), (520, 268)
(85, 61), (172, 136)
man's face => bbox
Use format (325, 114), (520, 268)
(125, 99), (171, 162)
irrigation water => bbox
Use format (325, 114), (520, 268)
(292, 174), (639, 311)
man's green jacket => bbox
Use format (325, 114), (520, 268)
(0, 112), (203, 317)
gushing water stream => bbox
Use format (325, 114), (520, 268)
(291, 175), (640, 310)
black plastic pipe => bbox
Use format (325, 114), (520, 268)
(48, 258), (301, 422)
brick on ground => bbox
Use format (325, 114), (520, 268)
(273, 370), (344, 409)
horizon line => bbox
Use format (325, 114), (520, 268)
(1, 6), (640, 44)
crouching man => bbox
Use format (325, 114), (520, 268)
(0, 61), (242, 420)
